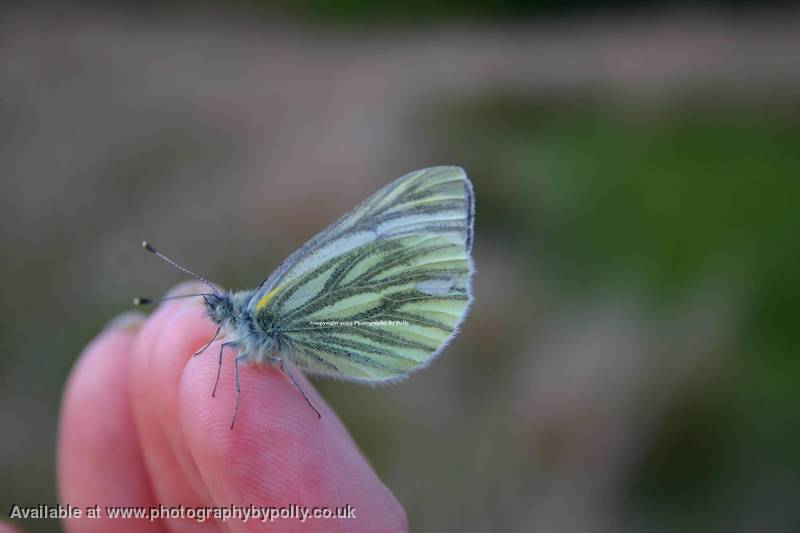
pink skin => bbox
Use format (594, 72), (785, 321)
(55, 282), (407, 533)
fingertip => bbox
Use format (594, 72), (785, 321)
(102, 311), (146, 334)
(59, 311), (160, 530)
(134, 280), (209, 338)
(63, 310), (144, 421)
(164, 280), (213, 300)
(129, 280), (210, 396)
(126, 281), (220, 512)
(179, 355), (408, 531)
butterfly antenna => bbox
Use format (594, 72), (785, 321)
(132, 293), (215, 306)
(141, 241), (219, 294)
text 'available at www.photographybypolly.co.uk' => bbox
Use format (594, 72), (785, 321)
(8, 503), (357, 523)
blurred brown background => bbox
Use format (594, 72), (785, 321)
(1, 1), (799, 532)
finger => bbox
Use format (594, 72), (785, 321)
(179, 331), (408, 532)
(147, 292), (225, 498)
(129, 282), (218, 531)
(58, 312), (165, 533)
(0, 521), (26, 533)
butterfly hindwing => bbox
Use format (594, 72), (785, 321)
(250, 166), (475, 382)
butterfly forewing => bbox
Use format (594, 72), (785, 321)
(250, 166), (475, 382)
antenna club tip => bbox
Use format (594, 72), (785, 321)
(142, 241), (156, 253)
(133, 297), (152, 306)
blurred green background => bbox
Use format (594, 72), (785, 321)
(1, 1), (798, 532)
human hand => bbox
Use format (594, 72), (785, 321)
(57, 282), (407, 532)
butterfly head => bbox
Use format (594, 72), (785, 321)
(203, 293), (234, 324)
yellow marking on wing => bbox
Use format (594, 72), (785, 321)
(255, 286), (282, 311)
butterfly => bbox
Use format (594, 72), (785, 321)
(137, 166), (475, 427)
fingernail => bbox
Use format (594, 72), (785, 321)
(165, 281), (209, 298)
(103, 311), (146, 333)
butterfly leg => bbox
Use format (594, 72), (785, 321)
(212, 341), (236, 398)
(266, 356), (322, 419)
(230, 353), (246, 430)
(193, 324), (222, 357)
